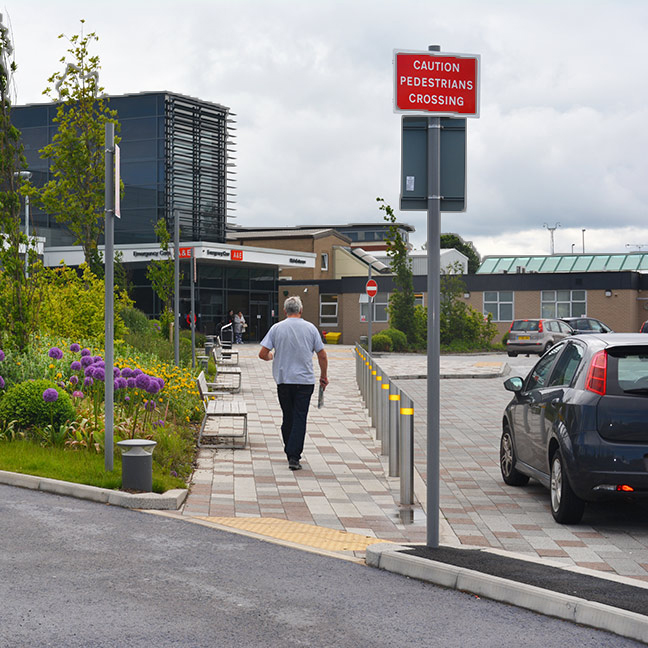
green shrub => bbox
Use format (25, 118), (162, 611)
(0, 379), (76, 430)
(120, 306), (152, 335)
(372, 334), (393, 352)
(180, 328), (206, 349)
(381, 328), (408, 351)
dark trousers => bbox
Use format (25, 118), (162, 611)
(277, 383), (314, 461)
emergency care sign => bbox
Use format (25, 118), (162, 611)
(394, 50), (480, 117)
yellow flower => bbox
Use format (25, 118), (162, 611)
(49, 364), (55, 369)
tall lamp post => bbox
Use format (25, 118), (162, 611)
(14, 170), (32, 276)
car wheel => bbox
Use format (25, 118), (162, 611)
(550, 449), (585, 524)
(542, 343), (552, 355)
(507, 352), (518, 357)
(500, 426), (529, 486)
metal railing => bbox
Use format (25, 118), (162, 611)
(354, 344), (414, 506)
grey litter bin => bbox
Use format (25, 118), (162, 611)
(117, 439), (157, 492)
(359, 336), (368, 346)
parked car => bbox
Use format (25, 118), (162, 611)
(640, 320), (648, 333)
(560, 316), (612, 334)
(506, 318), (574, 357)
(500, 333), (648, 524)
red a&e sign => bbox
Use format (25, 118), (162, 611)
(394, 50), (480, 117)
(231, 250), (243, 261)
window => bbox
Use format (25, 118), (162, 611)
(547, 343), (584, 387)
(359, 292), (389, 322)
(483, 291), (513, 321)
(320, 294), (338, 326)
(414, 293), (424, 307)
(525, 345), (563, 391)
(321, 252), (329, 271)
(541, 290), (586, 318)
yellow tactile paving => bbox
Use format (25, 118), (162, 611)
(199, 516), (391, 552)
(474, 361), (505, 367)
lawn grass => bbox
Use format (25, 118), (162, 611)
(0, 441), (186, 494)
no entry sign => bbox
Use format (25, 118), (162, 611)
(366, 279), (378, 298)
(394, 50), (480, 117)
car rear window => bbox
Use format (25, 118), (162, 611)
(511, 320), (539, 332)
(606, 347), (648, 394)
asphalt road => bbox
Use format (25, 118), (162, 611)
(1, 486), (643, 648)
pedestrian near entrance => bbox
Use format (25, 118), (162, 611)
(259, 296), (328, 471)
(234, 311), (246, 344)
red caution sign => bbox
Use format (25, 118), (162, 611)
(366, 279), (378, 298)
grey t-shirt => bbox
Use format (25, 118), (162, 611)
(260, 316), (324, 385)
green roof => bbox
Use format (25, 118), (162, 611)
(477, 252), (648, 274)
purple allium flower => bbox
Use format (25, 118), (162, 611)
(113, 367), (120, 378)
(157, 419), (164, 427)
(124, 395), (131, 403)
(93, 356), (102, 364)
(81, 348), (91, 357)
(146, 379), (161, 394)
(115, 377), (127, 390)
(70, 360), (82, 371)
(69, 343), (81, 353)
(0, 376), (4, 389)
(145, 399), (156, 411)
(80, 355), (94, 368)
(0, 349), (5, 362)
(126, 378), (137, 389)
(154, 377), (165, 391)
(69, 375), (79, 386)
(58, 381), (66, 389)
(84, 366), (95, 378)
(93, 367), (106, 382)
(72, 390), (84, 399)
(94, 360), (105, 368)
(43, 388), (59, 402)
(135, 373), (150, 389)
(83, 377), (94, 388)
(132, 368), (143, 376)
(121, 367), (134, 378)
(48, 347), (63, 360)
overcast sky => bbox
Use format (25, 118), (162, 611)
(6, 0), (648, 259)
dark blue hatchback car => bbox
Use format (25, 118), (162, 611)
(500, 333), (648, 524)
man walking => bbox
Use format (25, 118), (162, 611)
(259, 296), (328, 471)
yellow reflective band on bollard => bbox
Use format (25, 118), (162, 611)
(382, 383), (390, 389)
(400, 407), (414, 415)
(372, 371), (377, 376)
(389, 395), (401, 401)
(377, 375), (382, 381)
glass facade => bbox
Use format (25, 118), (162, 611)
(13, 91), (235, 246)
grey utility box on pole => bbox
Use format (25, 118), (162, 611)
(400, 116), (466, 212)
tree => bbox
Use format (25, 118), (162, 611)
(0, 16), (42, 352)
(439, 233), (481, 273)
(377, 197), (418, 346)
(34, 21), (119, 277)
(146, 218), (178, 338)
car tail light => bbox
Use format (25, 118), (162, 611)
(538, 320), (543, 332)
(617, 484), (634, 492)
(585, 350), (607, 395)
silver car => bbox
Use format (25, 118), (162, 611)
(506, 318), (574, 357)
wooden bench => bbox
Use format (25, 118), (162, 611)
(196, 371), (248, 449)
(216, 336), (239, 365)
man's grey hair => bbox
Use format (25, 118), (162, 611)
(284, 295), (303, 315)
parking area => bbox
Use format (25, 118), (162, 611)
(387, 353), (648, 582)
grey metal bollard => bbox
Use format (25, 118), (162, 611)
(399, 393), (414, 506)
(388, 383), (400, 475)
(374, 368), (383, 440)
(117, 439), (157, 492)
(380, 379), (390, 455)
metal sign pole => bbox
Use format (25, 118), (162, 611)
(174, 209), (180, 367)
(368, 265), (373, 353)
(104, 122), (115, 472)
(190, 249), (196, 369)
(426, 47), (442, 548)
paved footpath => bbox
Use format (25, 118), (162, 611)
(179, 345), (427, 558)
(179, 345), (648, 585)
